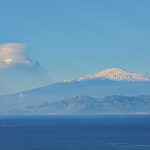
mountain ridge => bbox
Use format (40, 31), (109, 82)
(65, 68), (150, 82)
(0, 67), (150, 114)
(7, 95), (150, 114)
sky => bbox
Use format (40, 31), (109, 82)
(0, 0), (150, 94)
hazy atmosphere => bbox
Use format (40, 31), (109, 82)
(1, 1), (150, 150)
(0, 0), (150, 94)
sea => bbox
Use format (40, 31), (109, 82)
(0, 115), (150, 150)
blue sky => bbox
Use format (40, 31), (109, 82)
(0, 0), (150, 92)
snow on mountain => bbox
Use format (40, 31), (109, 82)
(0, 67), (150, 114)
(65, 68), (150, 82)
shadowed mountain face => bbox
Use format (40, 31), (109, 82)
(7, 95), (150, 114)
(0, 68), (150, 114)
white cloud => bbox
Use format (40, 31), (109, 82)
(0, 43), (51, 95)
(0, 43), (38, 68)
(0, 43), (48, 72)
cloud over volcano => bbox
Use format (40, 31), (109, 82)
(0, 43), (50, 95)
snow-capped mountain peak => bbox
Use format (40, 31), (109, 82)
(65, 67), (150, 82)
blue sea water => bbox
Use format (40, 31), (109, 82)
(0, 115), (150, 150)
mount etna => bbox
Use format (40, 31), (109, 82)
(1, 67), (150, 114)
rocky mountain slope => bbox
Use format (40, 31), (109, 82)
(7, 95), (150, 114)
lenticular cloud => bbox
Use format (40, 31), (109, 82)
(0, 43), (36, 68)
(0, 43), (50, 95)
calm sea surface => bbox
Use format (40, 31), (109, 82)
(0, 115), (150, 150)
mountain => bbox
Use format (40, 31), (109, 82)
(0, 67), (150, 114)
(65, 68), (150, 82)
(7, 95), (150, 114)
